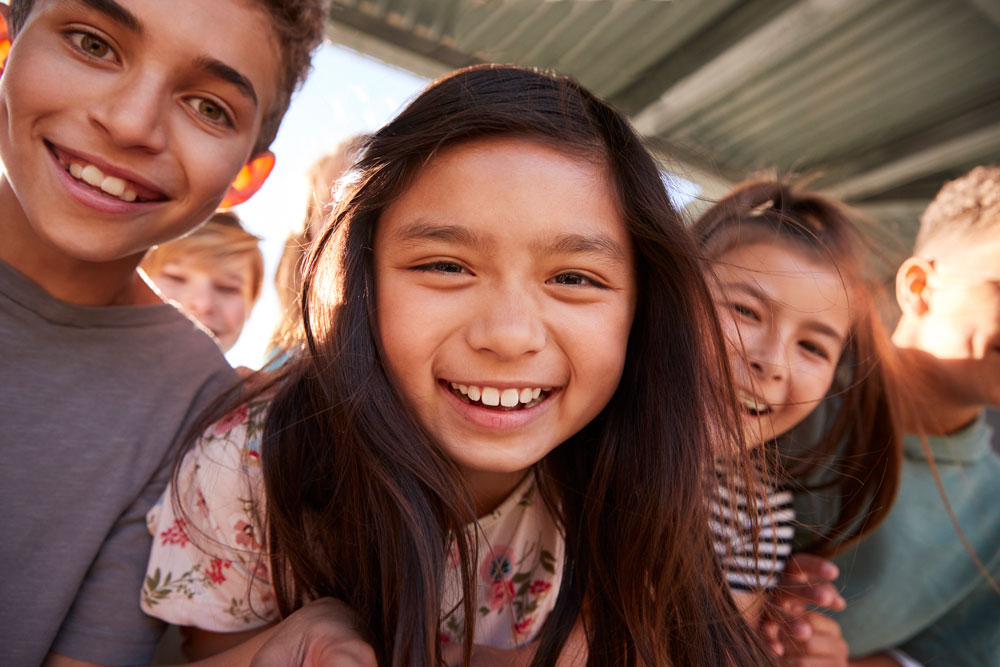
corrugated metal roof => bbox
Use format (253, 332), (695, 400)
(326, 0), (1000, 237)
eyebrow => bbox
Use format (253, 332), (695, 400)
(723, 281), (845, 343)
(195, 57), (259, 109)
(540, 232), (628, 263)
(391, 222), (495, 253)
(72, 0), (143, 33)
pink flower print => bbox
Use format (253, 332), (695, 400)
(486, 579), (515, 611)
(206, 557), (231, 584)
(159, 519), (189, 547)
(439, 632), (451, 645)
(194, 489), (210, 518)
(529, 580), (552, 598)
(214, 406), (249, 436)
(514, 617), (535, 637)
(233, 519), (261, 551)
(479, 545), (514, 582)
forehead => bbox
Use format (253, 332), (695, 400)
(713, 240), (850, 325)
(933, 236), (1000, 284)
(379, 136), (626, 246)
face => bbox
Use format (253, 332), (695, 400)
(374, 137), (636, 507)
(710, 241), (850, 445)
(0, 0), (280, 263)
(915, 239), (1000, 409)
(150, 256), (255, 352)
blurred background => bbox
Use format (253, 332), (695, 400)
(228, 0), (1000, 368)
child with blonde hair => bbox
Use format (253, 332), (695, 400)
(142, 212), (264, 353)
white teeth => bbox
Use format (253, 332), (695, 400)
(81, 165), (104, 187)
(738, 392), (769, 413)
(481, 387), (500, 407)
(100, 175), (126, 197)
(66, 160), (144, 203)
(451, 383), (549, 408)
(500, 388), (519, 407)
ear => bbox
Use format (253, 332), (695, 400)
(895, 256), (934, 317)
(220, 151), (275, 209)
(0, 4), (11, 77)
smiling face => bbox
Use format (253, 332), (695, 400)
(149, 256), (255, 352)
(374, 137), (636, 509)
(710, 240), (851, 445)
(0, 0), (279, 279)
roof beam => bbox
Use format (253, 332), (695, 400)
(632, 0), (867, 137)
(828, 121), (1000, 201)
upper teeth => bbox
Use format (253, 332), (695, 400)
(451, 383), (545, 407)
(738, 392), (768, 413)
(68, 162), (138, 202)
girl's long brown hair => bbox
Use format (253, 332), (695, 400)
(187, 66), (775, 665)
(693, 179), (904, 556)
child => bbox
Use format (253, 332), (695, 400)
(693, 180), (902, 663)
(814, 166), (1000, 666)
(0, 0), (328, 665)
(142, 211), (264, 353)
(142, 65), (775, 665)
(269, 134), (369, 358)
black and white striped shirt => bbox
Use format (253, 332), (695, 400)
(711, 482), (795, 592)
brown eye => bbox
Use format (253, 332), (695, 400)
(187, 98), (228, 124)
(79, 34), (110, 58)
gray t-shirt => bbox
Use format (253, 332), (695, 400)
(0, 260), (238, 666)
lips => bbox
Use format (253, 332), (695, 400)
(47, 141), (168, 203)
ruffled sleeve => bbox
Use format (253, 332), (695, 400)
(140, 401), (278, 632)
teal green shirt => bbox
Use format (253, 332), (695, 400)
(825, 414), (1000, 664)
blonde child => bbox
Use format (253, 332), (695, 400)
(141, 65), (775, 665)
(142, 212), (264, 352)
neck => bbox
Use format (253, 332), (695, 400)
(891, 325), (983, 435)
(462, 467), (529, 518)
(0, 178), (157, 306)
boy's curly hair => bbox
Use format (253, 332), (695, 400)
(7, 0), (329, 155)
(914, 166), (1000, 257)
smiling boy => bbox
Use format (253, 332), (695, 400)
(0, 0), (327, 664)
(824, 166), (1000, 666)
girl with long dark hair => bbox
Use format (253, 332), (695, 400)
(142, 65), (774, 666)
(694, 179), (903, 663)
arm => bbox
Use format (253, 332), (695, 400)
(43, 599), (377, 667)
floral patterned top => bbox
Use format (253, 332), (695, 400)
(141, 401), (564, 648)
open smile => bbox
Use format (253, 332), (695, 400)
(46, 141), (168, 204)
(446, 380), (554, 411)
(737, 390), (772, 417)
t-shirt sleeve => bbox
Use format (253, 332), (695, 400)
(141, 401), (278, 632)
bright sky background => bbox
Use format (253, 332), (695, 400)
(225, 44), (428, 368)
(224, 43), (700, 369)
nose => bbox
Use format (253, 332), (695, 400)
(182, 281), (215, 319)
(89, 72), (168, 152)
(465, 286), (546, 360)
(745, 331), (788, 383)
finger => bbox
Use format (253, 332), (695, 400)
(775, 581), (846, 611)
(784, 554), (839, 582)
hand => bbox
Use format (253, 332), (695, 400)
(250, 598), (376, 667)
(761, 554), (846, 657)
(777, 611), (848, 667)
